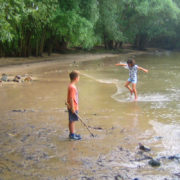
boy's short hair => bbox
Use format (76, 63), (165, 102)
(69, 70), (79, 81)
(127, 59), (135, 66)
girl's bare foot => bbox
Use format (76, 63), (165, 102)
(134, 97), (138, 101)
(130, 90), (133, 95)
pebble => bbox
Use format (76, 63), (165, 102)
(139, 143), (151, 152)
(168, 155), (180, 160)
(148, 159), (161, 167)
(81, 177), (94, 180)
(21, 134), (30, 142)
(174, 173), (180, 178)
(114, 175), (123, 180)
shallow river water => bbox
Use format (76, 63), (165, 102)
(0, 51), (180, 180)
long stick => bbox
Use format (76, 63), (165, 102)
(65, 102), (95, 137)
(75, 113), (95, 137)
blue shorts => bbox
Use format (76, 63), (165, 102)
(68, 110), (79, 122)
(128, 78), (137, 84)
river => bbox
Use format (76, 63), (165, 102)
(0, 51), (180, 180)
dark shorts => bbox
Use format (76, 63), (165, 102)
(68, 110), (79, 122)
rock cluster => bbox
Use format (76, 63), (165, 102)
(1, 74), (32, 83)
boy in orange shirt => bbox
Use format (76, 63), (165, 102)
(67, 70), (81, 140)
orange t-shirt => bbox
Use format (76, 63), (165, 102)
(67, 84), (79, 111)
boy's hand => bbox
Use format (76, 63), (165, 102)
(145, 69), (148, 73)
(71, 108), (75, 114)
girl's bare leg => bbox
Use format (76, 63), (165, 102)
(132, 83), (138, 100)
(125, 81), (133, 95)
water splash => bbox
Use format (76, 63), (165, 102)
(82, 73), (180, 103)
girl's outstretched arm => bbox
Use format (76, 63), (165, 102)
(115, 63), (127, 66)
(138, 66), (148, 73)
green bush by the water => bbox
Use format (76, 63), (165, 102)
(0, 0), (180, 57)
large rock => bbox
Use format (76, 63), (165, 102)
(24, 75), (32, 82)
(1, 73), (8, 82)
(13, 75), (22, 83)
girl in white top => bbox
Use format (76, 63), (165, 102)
(116, 59), (148, 101)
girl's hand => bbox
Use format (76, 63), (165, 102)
(115, 63), (127, 66)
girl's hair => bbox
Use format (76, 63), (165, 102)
(127, 59), (135, 66)
(69, 70), (79, 81)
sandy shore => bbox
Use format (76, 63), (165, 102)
(0, 49), (153, 74)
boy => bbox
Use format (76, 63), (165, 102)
(115, 59), (148, 101)
(67, 70), (81, 140)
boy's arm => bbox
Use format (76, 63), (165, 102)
(69, 98), (75, 113)
(138, 66), (148, 73)
(115, 63), (127, 66)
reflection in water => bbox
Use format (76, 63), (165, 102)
(0, 52), (180, 179)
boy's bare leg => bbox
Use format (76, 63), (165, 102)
(125, 81), (133, 95)
(69, 121), (75, 134)
(132, 83), (138, 100)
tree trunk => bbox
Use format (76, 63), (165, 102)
(35, 40), (39, 57)
(0, 43), (3, 57)
(47, 38), (53, 56)
(134, 34), (147, 50)
(26, 33), (31, 57)
(59, 38), (68, 50)
(115, 41), (123, 49)
(39, 31), (46, 56)
(108, 40), (114, 49)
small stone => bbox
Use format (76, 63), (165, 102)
(16, 75), (21, 79)
(114, 175), (123, 180)
(21, 134), (30, 142)
(168, 154), (180, 160)
(81, 177), (94, 180)
(94, 127), (103, 130)
(148, 159), (161, 167)
(154, 136), (163, 140)
(12, 109), (23, 112)
(174, 173), (180, 178)
(139, 143), (151, 152)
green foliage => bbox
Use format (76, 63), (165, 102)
(0, 0), (180, 56)
(95, 0), (126, 49)
(53, 0), (98, 49)
(121, 0), (180, 49)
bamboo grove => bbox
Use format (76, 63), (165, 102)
(0, 0), (180, 57)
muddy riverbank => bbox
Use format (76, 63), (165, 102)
(1, 49), (180, 180)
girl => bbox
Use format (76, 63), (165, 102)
(116, 59), (148, 100)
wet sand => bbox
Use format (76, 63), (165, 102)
(1, 50), (180, 180)
(0, 50), (148, 73)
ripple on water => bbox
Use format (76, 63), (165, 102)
(150, 120), (180, 154)
(112, 93), (172, 103)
